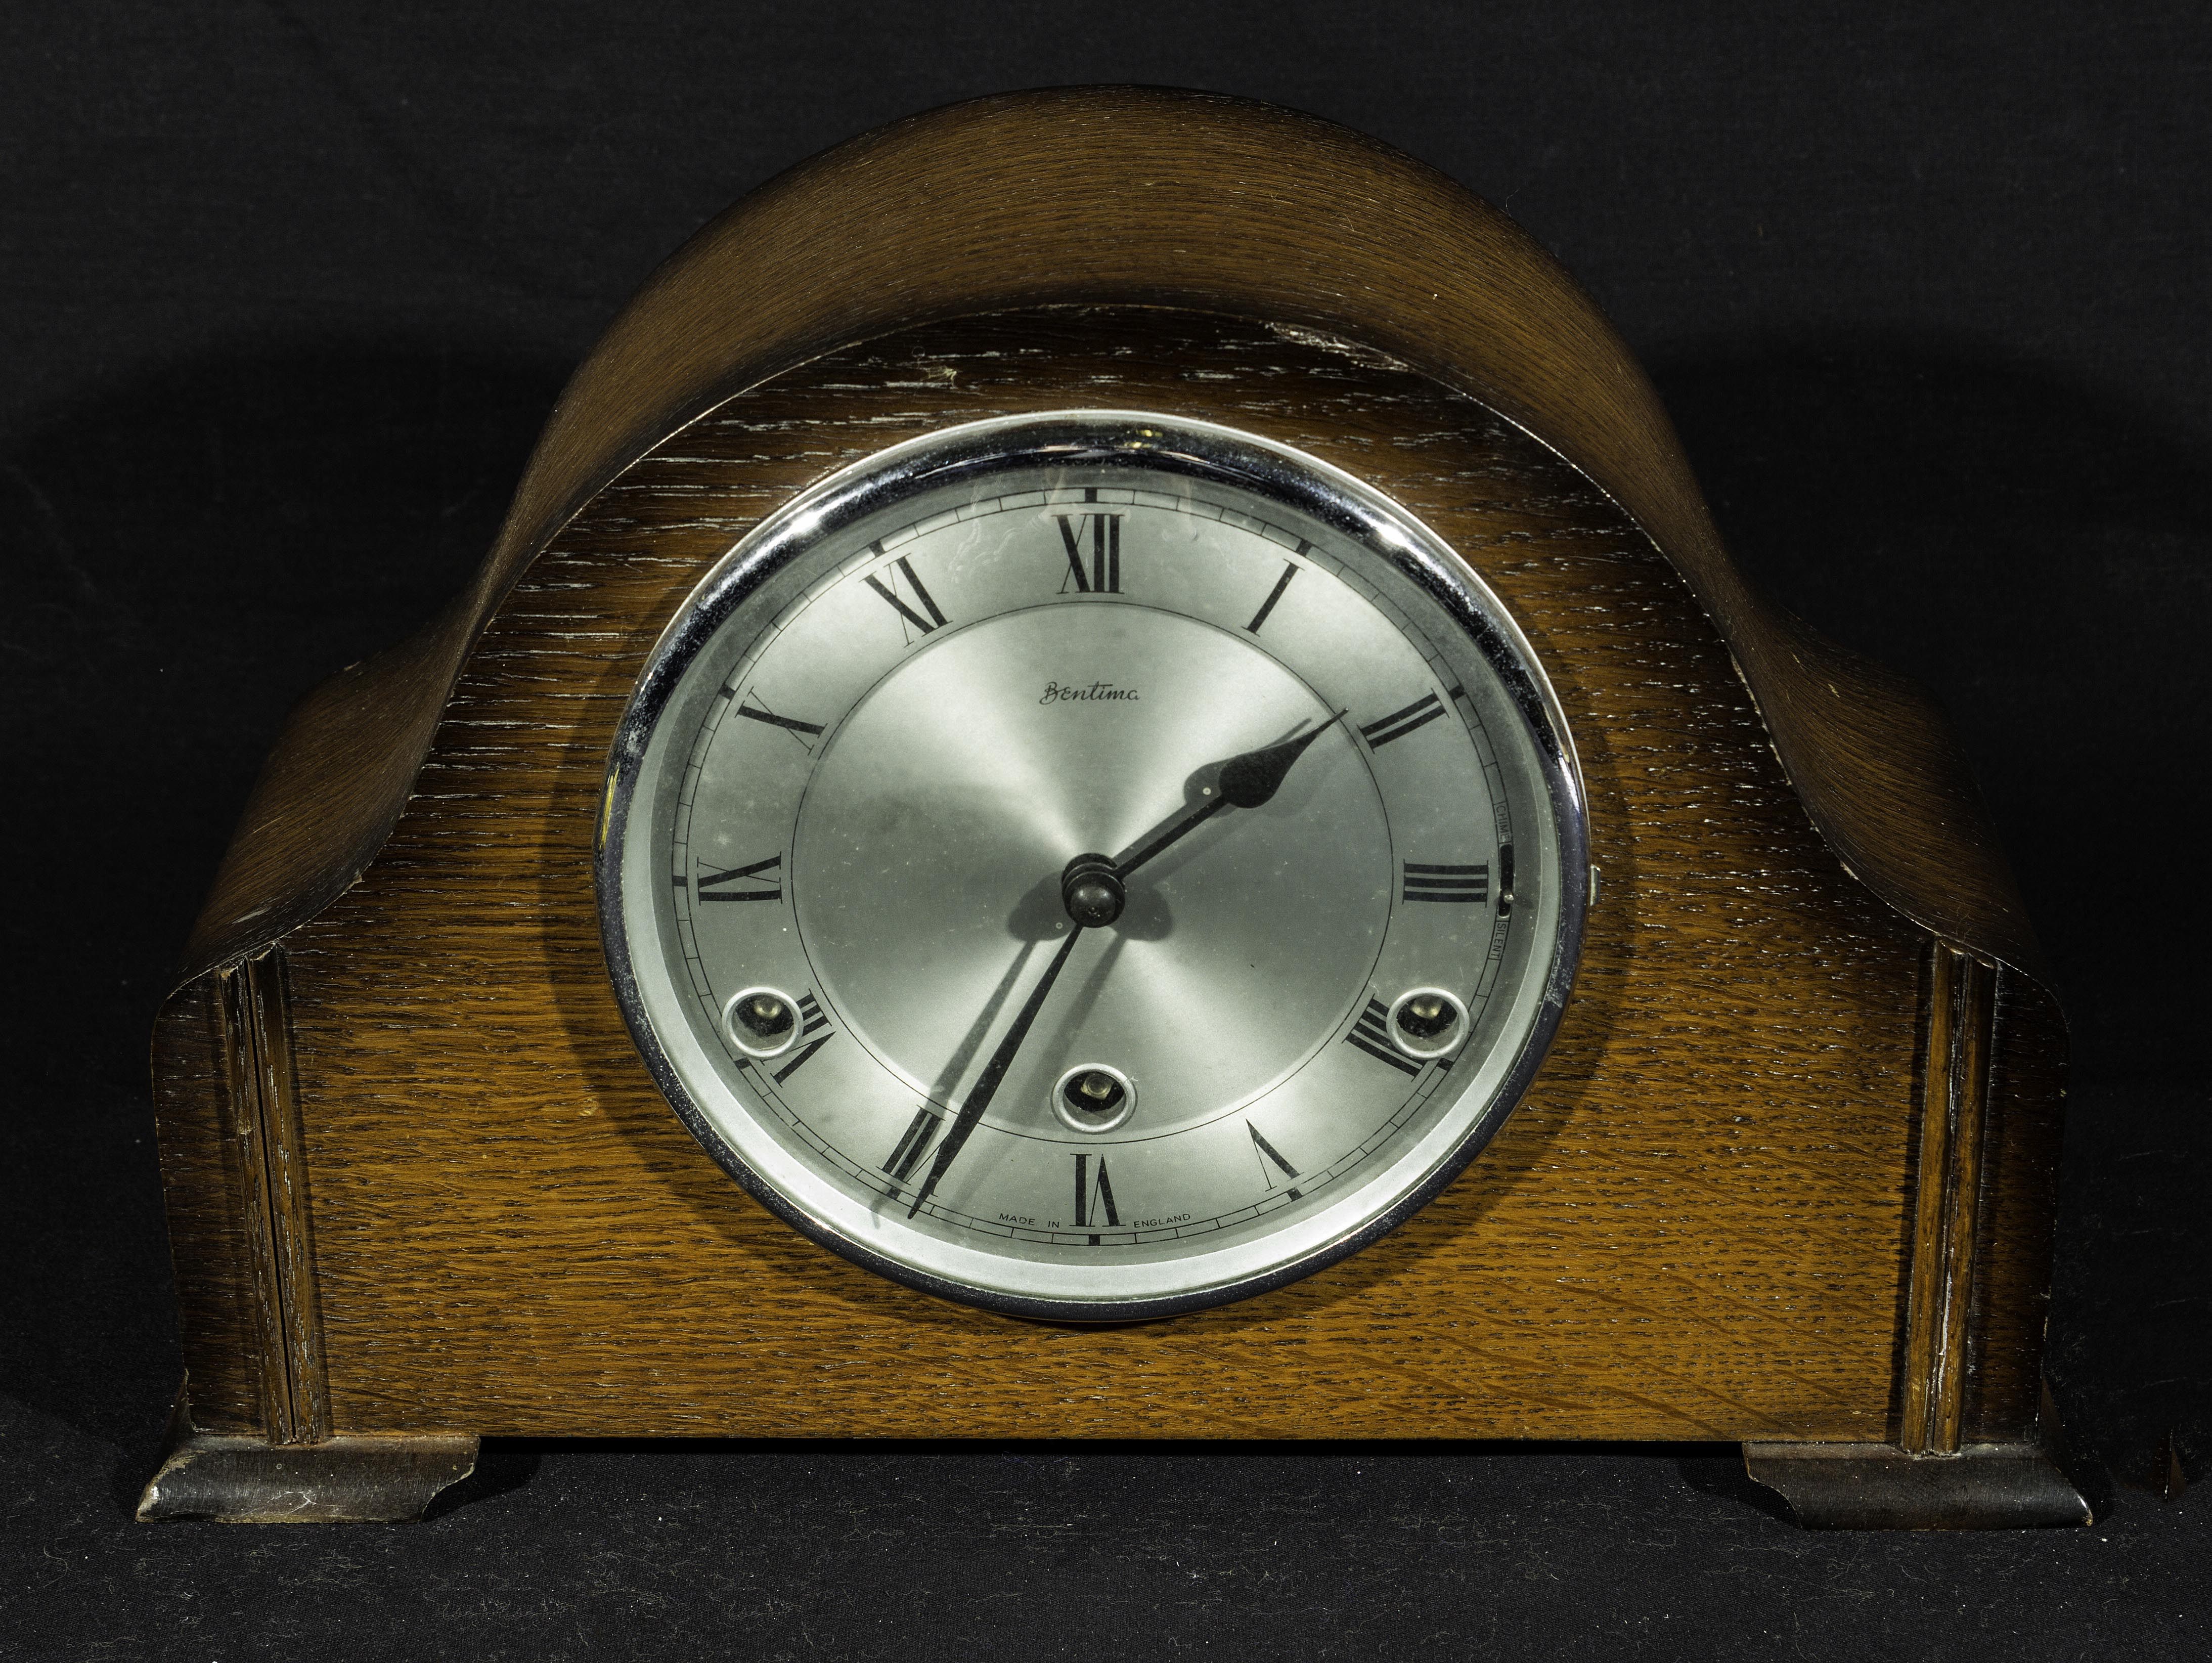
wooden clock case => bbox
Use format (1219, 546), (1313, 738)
(139, 89), (2085, 1529)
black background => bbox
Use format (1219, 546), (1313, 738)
(4, 3), (2207, 1657)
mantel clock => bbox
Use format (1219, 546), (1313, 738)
(138, 89), (2085, 1530)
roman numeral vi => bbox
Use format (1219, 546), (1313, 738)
(1074, 1152), (1120, 1238)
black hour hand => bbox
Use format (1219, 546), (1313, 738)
(1117, 712), (1346, 878)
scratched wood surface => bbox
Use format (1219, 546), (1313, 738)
(158, 312), (1943, 1442)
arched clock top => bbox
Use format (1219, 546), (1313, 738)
(179, 85), (2041, 993)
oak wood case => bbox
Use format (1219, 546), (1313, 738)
(145, 91), (2072, 1519)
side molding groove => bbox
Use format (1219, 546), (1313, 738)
(218, 950), (330, 1444)
(1901, 941), (1994, 1454)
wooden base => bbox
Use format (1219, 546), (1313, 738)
(1743, 1439), (2090, 1530)
(137, 1398), (477, 1523)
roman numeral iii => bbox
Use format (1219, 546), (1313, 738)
(1402, 862), (1489, 903)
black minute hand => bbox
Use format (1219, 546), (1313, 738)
(906, 923), (1087, 1218)
(905, 711), (1346, 1218)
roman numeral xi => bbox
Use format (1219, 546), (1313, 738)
(863, 550), (949, 642)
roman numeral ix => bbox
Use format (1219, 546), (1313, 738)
(1344, 997), (1421, 1075)
(1402, 861), (1489, 903)
(694, 854), (782, 902)
(863, 549), (949, 642)
(1054, 508), (1123, 594)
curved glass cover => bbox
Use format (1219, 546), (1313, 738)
(598, 412), (1587, 1321)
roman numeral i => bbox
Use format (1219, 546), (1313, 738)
(1247, 1121), (1302, 1201)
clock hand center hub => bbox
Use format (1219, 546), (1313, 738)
(1060, 852), (1126, 928)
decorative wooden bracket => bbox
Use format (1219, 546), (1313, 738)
(1743, 944), (2088, 1528)
(218, 949), (331, 1446)
(138, 1391), (477, 1523)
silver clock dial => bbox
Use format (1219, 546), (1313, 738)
(600, 413), (1587, 1321)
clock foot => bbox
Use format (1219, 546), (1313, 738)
(1742, 1437), (2091, 1530)
(137, 1397), (478, 1523)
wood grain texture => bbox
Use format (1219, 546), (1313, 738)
(151, 312), (1984, 1442)
(165, 87), (2048, 1011)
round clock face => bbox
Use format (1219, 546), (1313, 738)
(599, 412), (1586, 1321)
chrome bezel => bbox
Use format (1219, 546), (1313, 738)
(596, 410), (1590, 1324)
